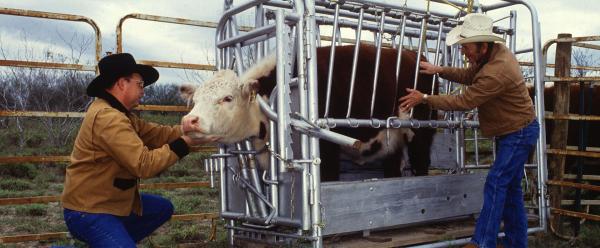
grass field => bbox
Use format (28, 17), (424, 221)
(0, 114), (598, 247)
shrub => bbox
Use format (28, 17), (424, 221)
(0, 163), (38, 179)
(0, 178), (34, 190)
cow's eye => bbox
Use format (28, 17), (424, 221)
(223, 95), (233, 102)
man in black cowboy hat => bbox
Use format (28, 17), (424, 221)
(61, 53), (219, 247)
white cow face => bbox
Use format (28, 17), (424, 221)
(180, 54), (277, 145)
(180, 70), (262, 144)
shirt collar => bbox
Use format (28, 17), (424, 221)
(96, 90), (130, 115)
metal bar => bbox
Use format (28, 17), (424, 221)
(116, 13), (253, 53)
(275, 9), (292, 161)
(550, 208), (600, 222)
(523, 0), (549, 232)
(509, 10), (517, 53)
(547, 180), (600, 191)
(409, 16), (427, 118)
(573, 42), (600, 51)
(244, 141), (268, 217)
(0, 60), (95, 71)
(235, 143), (260, 217)
(134, 104), (190, 112)
(545, 113), (600, 121)
(0, 156), (70, 163)
(323, 2), (340, 118)
(314, 16), (443, 40)
(546, 149), (600, 159)
(0, 213), (218, 243)
(319, 36), (441, 52)
(519, 62), (600, 72)
(430, 20), (444, 97)
(515, 47), (533, 54)
(345, 7), (364, 118)
(136, 60), (215, 71)
(546, 76), (600, 83)
(369, 10), (386, 118)
(317, 118), (480, 129)
(0, 7), (102, 65)
(394, 14), (408, 91)
(0, 232), (68, 244)
(562, 200), (600, 205)
(304, 0), (324, 246)
(291, 0), (311, 231)
(564, 174), (600, 181)
(330, 0), (458, 18)
(222, 212), (301, 227)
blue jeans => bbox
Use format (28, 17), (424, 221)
(63, 194), (174, 248)
(471, 119), (539, 248)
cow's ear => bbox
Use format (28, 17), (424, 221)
(179, 84), (197, 103)
(241, 79), (260, 102)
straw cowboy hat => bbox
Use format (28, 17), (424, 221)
(87, 53), (159, 97)
(446, 13), (505, 46)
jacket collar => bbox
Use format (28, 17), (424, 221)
(96, 90), (131, 115)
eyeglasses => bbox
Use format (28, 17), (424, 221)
(127, 78), (145, 89)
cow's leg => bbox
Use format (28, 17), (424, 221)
(382, 147), (404, 178)
(408, 128), (436, 176)
(319, 140), (340, 181)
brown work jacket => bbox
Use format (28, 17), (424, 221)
(427, 43), (535, 137)
(62, 93), (186, 216)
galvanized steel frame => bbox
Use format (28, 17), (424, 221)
(213, 0), (548, 247)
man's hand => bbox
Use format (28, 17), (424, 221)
(181, 115), (202, 133)
(419, 61), (441, 75)
(181, 135), (221, 147)
(399, 88), (425, 112)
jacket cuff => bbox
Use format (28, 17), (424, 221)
(169, 137), (190, 158)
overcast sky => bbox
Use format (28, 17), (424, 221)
(0, 0), (598, 84)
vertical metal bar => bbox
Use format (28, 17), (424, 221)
(474, 129), (480, 166)
(345, 7), (364, 118)
(522, 1), (548, 231)
(369, 10), (387, 117)
(509, 10), (517, 54)
(245, 140), (268, 217)
(324, 2), (340, 118)
(256, 4), (266, 58)
(430, 20), (444, 95)
(316, 24), (322, 47)
(394, 14), (407, 83)
(410, 16), (428, 118)
(268, 100), (280, 216)
(275, 10), (292, 162)
(209, 158), (215, 188)
(304, 0), (323, 246)
(219, 146), (228, 214)
(394, 14), (408, 107)
(236, 143), (259, 217)
(292, 0), (312, 231)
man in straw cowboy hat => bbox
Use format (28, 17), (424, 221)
(399, 13), (539, 248)
(61, 53), (219, 247)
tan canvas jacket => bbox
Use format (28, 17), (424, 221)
(61, 94), (186, 216)
(427, 43), (535, 137)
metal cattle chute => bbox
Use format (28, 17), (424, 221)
(205, 0), (548, 247)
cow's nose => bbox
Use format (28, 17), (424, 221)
(182, 114), (204, 133)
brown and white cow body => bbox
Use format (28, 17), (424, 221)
(182, 44), (436, 181)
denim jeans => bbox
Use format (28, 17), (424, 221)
(63, 193), (174, 248)
(471, 119), (539, 248)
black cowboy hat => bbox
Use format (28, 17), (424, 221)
(86, 53), (159, 97)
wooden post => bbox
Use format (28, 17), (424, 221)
(549, 33), (572, 234)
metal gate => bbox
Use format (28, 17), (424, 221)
(208, 0), (548, 247)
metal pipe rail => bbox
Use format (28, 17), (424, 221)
(316, 118), (480, 129)
(0, 7), (102, 71)
(116, 13), (231, 70)
(0, 213), (219, 244)
(0, 181), (212, 206)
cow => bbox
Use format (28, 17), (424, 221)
(181, 44), (437, 181)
